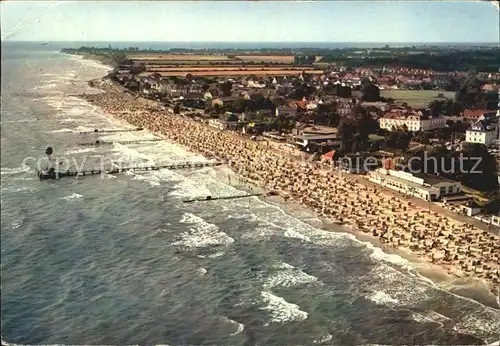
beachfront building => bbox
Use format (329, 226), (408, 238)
(208, 118), (240, 131)
(379, 109), (446, 132)
(368, 168), (462, 201)
(491, 215), (500, 227)
(465, 114), (499, 147)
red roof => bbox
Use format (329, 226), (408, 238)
(295, 101), (307, 110)
(464, 109), (488, 119)
(321, 150), (336, 161)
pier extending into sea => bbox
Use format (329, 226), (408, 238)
(36, 161), (224, 180)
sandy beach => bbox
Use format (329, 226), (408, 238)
(80, 78), (500, 301)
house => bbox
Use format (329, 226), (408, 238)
(379, 109), (446, 132)
(293, 133), (341, 152)
(458, 201), (482, 217)
(208, 116), (240, 131)
(465, 114), (498, 147)
(360, 101), (390, 112)
(463, 109), (490, 124)
(293, 124), (337, 136)
(368, 169), (462, 201)
(276, 104), (297, 118)
(491, 215), (500, 227)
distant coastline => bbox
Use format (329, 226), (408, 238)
(4, 40), (500, 50)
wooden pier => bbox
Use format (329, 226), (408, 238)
(36, 161), (224, 180)
(77, 139), (163, 146)
(182, 191), (278, 203)
(78, 127), (143, 135)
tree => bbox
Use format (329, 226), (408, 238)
(361, 83), (381, 102)
(220, 81), (233, 97)
(457, 143), (499, 192)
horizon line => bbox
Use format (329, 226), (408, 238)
(4, 40), (499, 45)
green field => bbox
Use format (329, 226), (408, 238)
(380, 90), (456, 108)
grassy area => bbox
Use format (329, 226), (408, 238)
(461, 185), (489, 204)
(380, 90), (456, 108)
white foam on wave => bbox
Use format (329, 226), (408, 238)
(1, 186), (32, 194)
(284, 229), (311, 242)
(314, 334), (333, 344)
(197, 268), (208, 276)
(207, 251), (225, 258)
(64, 147), (97, 155)
(1, 164), (31, 176)
(264, 262), (319, 288)
(368, 290), (400, 306)
(225, 317), (245, 336)
(51, 128), (74, 133)
(454, 310), (500, 342)
(171, 213), (234, 249)
(365, 241), (412, 269)
(67, 53), (112, 70)
(239, 224), (276, 242)
(259, 291), (308, 325)
(61, 193), (83, 201)
(32, 82), (58, 91)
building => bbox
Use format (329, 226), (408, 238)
(360, 101), (390, 112)
(293, 134), (341, 152)
(276, 104), (297, 118)
(491, 215), (500, 227)
(207, 117), (240, 131)
(458, 201), (482, 217)
(368, 169), (462, 201)
(379, 110), (446, 132)
(463, 109), (490, 124)
(465, 113), (499, 147)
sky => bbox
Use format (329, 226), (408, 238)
(1, 1), (499, 43)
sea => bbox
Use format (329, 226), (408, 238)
(1, 42), (499, 345)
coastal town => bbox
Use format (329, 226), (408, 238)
(67, 46), (500, 297)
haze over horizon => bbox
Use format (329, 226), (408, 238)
(2, 1), (499, 44)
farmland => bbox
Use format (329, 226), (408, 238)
(146, 66), (311, 72)
(128, 53), (314, 76)
(380, 90), (456, 108)
(127, 54), (231, 61)
(234, 55), (294, 64)
(137, 70), (322, 77)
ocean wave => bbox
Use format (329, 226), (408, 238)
(222, 316), (245, 336)
(368, 290), (399, 306)
(283, 229), (311, 242)
(1, 186), (33, 194)
(67, 53), (113, 70)
(240, 224), (277, 242)
(259, 291), (308, 325)
(313, 334), (333, 344)
(32, 82), (58, 91)
(1, 164), (31, 176)
(61, 193), (83, 201)
(1, 119), (38, 124)
(171, 213), (234, 249)
(64, 147), (97, 155)
(207, 251), (225, 258)
(264, 262), (319, 288)
(50, 128), (74, 133)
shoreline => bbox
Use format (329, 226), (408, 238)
(76, 76), (499, 308)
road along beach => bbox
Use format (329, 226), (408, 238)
(80, 78), (500, 300)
